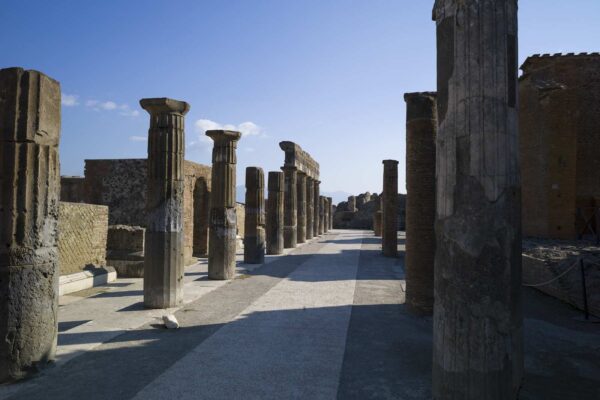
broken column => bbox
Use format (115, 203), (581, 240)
(244, 167), (265, 264)
(0, 68), (61, 382)
(207, 130), (242, 280)
(266, 171), (284, 255)
(433, 1), (522, 398)
(282, 166), (298, 248)
(404, 91), (437, 315)
(296, 172), (307, 243)
(327, 197), (333, 230)
(382, 160), (398, 257)
(140, 97), (189, 308)
(306, 177), (314, 239)
(314, 180), (321, 236)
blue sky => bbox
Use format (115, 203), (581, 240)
(2, 0), (599, 202)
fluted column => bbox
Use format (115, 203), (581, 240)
(313, 180), (321, 236)
(266, 171), (284, 254)
(140, 97), (189, 309)
(282, 166), (297, 248)
(433, 1), (522, 398)
(244, 167), (265, 264)
(306, 177), (314, 239)
(296, 172), (307, 243)
(404, 91), (437, 315)
(207, 130), (241, 280)
(382, 160), (398, 257)
(0, 68), (61, 382)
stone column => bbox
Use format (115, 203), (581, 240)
(347, 195), (357, 212)
(0, 68), (60, 382)
(140, 98), (189, 309)
(296, 172), (307, 243)
(323, 197), (330, 233)
(282, 166), (298, 248)
(404, 91), (437, 315)
(327, 197), (333, 230)
(306, 177), (314, 240)
(244, 167), (265, 264)
(373, 211), (383, 237)
(313, 180), (321, 236)
(433, 1), (522, 399)
(207, 130), (242, 280)
(266, 171), (284, 254)
(318, 196), (326, 235)
(382, 160), (398, 257)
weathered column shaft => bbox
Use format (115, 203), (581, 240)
(207, 130), (242, 280)
(296, 173), (307, 243)
(382, 160), (398, 257)
(318, 196), (325, 235)
(313, 181), (321, 236)
(404, 92), (437, 315)
(244, 167), (265, 264)
(373, 210), (383, 237)
(323, 197), (329, 233)
(327, 197), (333, 230)
(141, 97), (189, 309)
(0, 68), (60, 382)
(306, 177), (314, 239)
(266, 172), (284, 254)
(282, 166), (298, 248)
(433, 1), (522, 399)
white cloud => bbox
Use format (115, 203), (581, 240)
(129, 135), (147, 142)
(84, 99), (139, 117)
(86, 100), (99, 107)
(62, 93), (79, 107)
(194, 119), (263, 137)
(99, 101), (117, 110)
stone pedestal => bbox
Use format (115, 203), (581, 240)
(314, 180), (321, 236)
(0, 68), (61, 382)
(404, 91), (437, 315)
(266, 172), (284, 255)
(140, 98), (189, 309)
(296, 173), (307, 243)
(373, 210), (383, 237)
(306, 177), (314, 239)
(282, 166), (297, 248)
(244, 167), (265, 264)
(207, 130), (241, 280)
(433, 1), (522, 398)
(382, 160), (398, 257)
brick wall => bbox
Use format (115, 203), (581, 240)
(58, 202), (108, 276)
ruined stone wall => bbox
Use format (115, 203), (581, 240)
(333, 192), (405, 230)
(60, 176), (86, 203)
(520, 53), (600, 239)
(58, 202), (108, 276)
(82, 158), (211, 264)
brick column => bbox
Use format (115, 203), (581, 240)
(282, 166), (297, 248)
(140, 97), (189, 308)
(433, 1), (522, 398)
(266, 171), (284, 254)
(306, 177), (314, 239)
(382, 160), (398, 257)
(207, 130), (241, 280)
(0, 68), (61, 382)
(244, 167), (265, 264)
(296, 172), (307, 243)
(404, 91), (437, 315)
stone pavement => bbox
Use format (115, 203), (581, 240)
(0, 230), (599, 399)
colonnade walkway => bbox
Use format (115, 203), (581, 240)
(1, 230), (599, 399)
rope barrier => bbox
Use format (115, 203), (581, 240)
(522, 257), (582, 287)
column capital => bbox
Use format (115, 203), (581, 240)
(206, 129), (242, 143)
(281, 165), (297, 172)
(382, 159), (399, 166)
(140, 98), (190, 115)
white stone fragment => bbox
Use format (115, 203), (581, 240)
(162, 314), (179, 329)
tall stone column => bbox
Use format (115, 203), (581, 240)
(432, 1), (522, 399)
(0, 68), (61, 382)
(382, 160), (398, 257)
(318, 196), (326, 235)
(207, 130), (242, 280)
(328, 197), (333, 229)
(140, 98), (189, 309)
(404, 91), (437, 315)
(296, 172), (307, 243)
(282, 166), (298, 248)
(306, 177), (314, 239)
(323, 197), (329, 233)
(313, 180), (321, 236)
(266, 171), (284, 255)
(244, 167), (265, 264)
